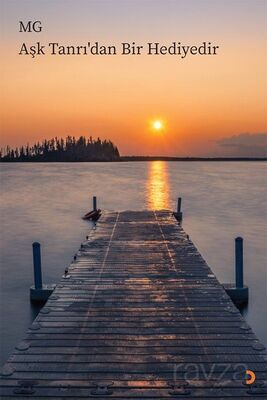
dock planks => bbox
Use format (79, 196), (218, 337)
(1, 210), (266, 398)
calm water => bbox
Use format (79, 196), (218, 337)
(0, 161), (266, 366)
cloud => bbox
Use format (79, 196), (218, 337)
(216, 133), (267, 157)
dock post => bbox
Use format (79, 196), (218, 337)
(174, 197), (183, 222)
(235, 237), (243, 288)
(30, 242), (56, 303)
(223, 236), (248, 307)
(93, 196), (97, 211)
(32, 242), (42, 290)
(177, 197), (182, 214)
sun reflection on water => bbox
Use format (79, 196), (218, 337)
(146, 161), (170, 210)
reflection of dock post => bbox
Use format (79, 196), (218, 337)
(93, 196), (97, 211)
(174, 197), (183, 222)
(30, 242), (55, 303)
(223, 237), (248, 306)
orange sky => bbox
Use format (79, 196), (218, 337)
(1, 0), (267, 156)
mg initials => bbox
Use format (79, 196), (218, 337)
(19, 21), (42, 33)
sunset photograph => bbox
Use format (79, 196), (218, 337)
(0, 0), (266, 398)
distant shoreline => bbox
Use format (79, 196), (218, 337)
(121, 156), (267, 162)
(2, 135), (266, 162)
(1, 157), (266, 163)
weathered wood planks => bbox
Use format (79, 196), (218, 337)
(1, 210), (266, 398)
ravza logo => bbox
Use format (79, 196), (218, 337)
(19, 21), (42, 33)
(246, 370), (256, 385)
(173, 363), (257, 384)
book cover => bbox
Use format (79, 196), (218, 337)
(1, 0), (266, 397)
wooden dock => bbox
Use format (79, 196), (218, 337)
(1, 210), (266, 398)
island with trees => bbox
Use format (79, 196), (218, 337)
(0, 136), (120, 162)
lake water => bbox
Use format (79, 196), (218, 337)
(0, 161), (266, 366)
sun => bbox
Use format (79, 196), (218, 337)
(152, 120), (163, 130)
(148, 117), (167, 135)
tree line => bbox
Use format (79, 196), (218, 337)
(0, 136), (120, 162)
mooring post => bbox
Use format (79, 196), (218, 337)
(32, 242), (42, 290)
(30, 242), (56, 303)
(177, 197), (182, 214)
(174, 197), (183, 222)
(223, 236), (248, 306)
(93, 196), (97, 211)
(235, 237), (243, 288)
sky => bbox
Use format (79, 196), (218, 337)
(1, 0), (267, 156)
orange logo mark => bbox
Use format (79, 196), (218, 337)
(246, 370), (256, 385)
